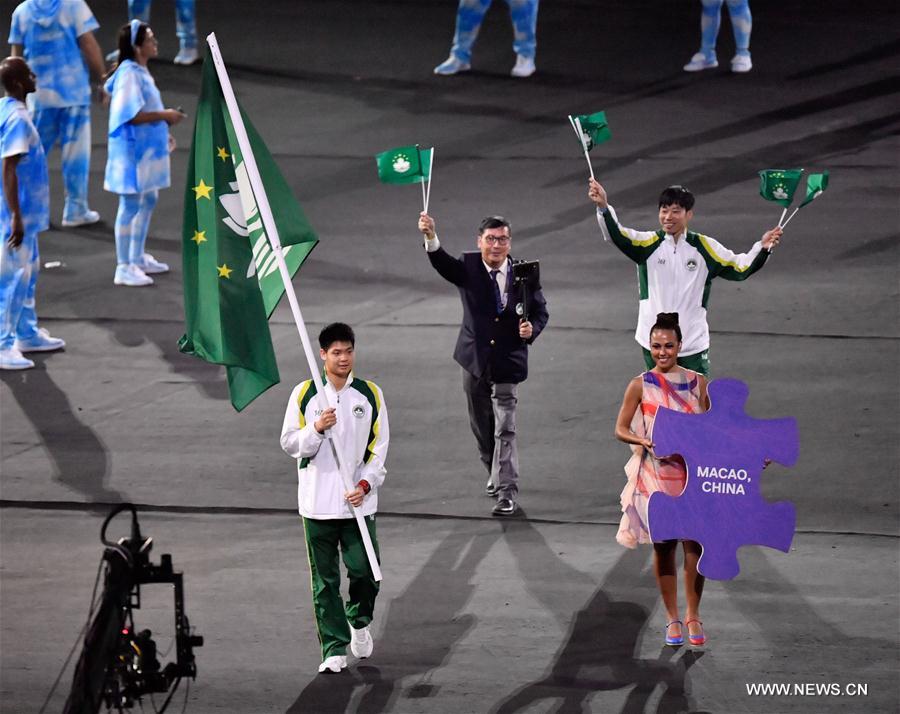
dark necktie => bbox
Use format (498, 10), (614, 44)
(490, 269), (504, 314)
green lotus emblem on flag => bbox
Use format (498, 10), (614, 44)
(572, 111), (611, 151)
(758, 168), (804, 207)
(376, 145), (432, 185)
(799, 171), (829, 208)
(178, 56), (318, 411)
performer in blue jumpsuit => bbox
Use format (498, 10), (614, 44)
(8, 0), (105, 227)
(434, 0), (539, 78)
(104, 21), (184, 287)
(114, 0), (199, 66)
(0, 57), (65, 370)
(683, 0), (753, 73)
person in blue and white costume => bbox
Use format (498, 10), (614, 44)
(0, 57), (66, 370)
(683, 0), (753, 73)
(434, 0), (539, 78)
(8, 0), (105, 227)
(104, 20), (184, 287)
(105, 1), (199, 66)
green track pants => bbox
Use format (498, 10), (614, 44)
(302, 515), (380, 659)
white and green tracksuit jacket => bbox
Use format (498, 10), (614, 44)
(280, 373), (389, 520)
(597, 206), (770, 356)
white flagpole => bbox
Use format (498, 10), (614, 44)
(206, 33), (382, 581)
(572, 116), (595, 180)
(424, 147), (435, 214)
(780, 206), (800, 229)
(420, 176), (427, 212)
(777, 207), (788, 228)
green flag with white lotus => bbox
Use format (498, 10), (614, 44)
(799, 171), (829, 208)
(375, 145), (432, 185)
(572, 111), (611, 151)
(758, 168), (804, 208)
(179, 56), (318, 411)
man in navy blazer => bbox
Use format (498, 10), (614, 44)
(418, 211), (549, 516)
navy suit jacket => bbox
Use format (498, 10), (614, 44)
(428, 248), (549, 383)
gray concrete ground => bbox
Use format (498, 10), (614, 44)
(1, 1), (898, 712)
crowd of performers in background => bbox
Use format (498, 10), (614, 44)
(2, 0), (781, 676)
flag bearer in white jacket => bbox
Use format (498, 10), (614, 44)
(280, 322), (389, 674)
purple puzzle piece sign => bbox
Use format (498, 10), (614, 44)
(647, 378), (798, 580)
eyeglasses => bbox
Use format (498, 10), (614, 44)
(482, 235), (510, 246)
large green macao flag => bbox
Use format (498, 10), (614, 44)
(179, 58), (318, 411)
(758, 168), (805, 208)
(375, 145), (432, 185)
(573, 111), (611, 151)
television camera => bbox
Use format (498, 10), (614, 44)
(63, 504), (203, 713)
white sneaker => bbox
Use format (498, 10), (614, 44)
(61, 210), (100, 228)
(114, 263), (154, 287)
(349, 624), (373, 659)
(683, 52), (718, 72)
(730, 53), (753, 73)
(15, 327), (65, 353)
(317, 655), (347, 673)
(433, 55), (471, 75)
(0, 346), (35, 370)
(510, 55), (536, 78)
(136, 253), (170, 274)
(173, 47), (199, 65)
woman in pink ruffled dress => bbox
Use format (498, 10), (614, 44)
(614, 312), (710, 647)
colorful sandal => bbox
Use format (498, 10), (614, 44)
(665, 620), (684, 646)
(686, 619), (706, 646)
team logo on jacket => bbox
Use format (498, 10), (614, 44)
(352, 405), (366, 418)
(685, 258), (698, 272)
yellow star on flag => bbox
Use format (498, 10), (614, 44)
(193, 179), (213, 200)
(216, 146), (230, 161)
(191, 229), (207, 245)
(217, 263), (233, 279)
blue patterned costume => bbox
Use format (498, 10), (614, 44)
(104, 60), (170, 270)
(447, 0), (538, 64)
(127, 0), (197, 54)
(0, 97), (50, 351)
(698, 0), (752, 62)
(8, 0), (99, 224)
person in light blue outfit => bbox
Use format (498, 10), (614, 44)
(107, 0), (199, 66)
(8, 0), (105, 227)
(683, 0), (753, 73)
(0, 57), (66, 370)
(104, 20), (184, 287)
(434, 0), (539, 78)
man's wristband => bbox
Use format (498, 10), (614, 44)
(358, 479), (371, 495)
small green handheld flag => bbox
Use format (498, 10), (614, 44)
(572, 111), (611, 151)
(375, 145), (432, 185)
(758, 168), (804, 207)
(799, 171), (829, 208)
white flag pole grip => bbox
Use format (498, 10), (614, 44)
(206, 33), (382, 581)
(780, 206), (800, 229)
(573, 116), (595, 180)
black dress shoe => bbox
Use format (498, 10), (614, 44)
(492, 497), (519, 516)
(485, 479), (499, 497)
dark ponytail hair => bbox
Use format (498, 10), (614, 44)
(112, 21), (149, 69)
(650, 312), (682, 342)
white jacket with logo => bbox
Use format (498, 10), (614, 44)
(280, 373), (389, 519)
(597, 206), (771, 355)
